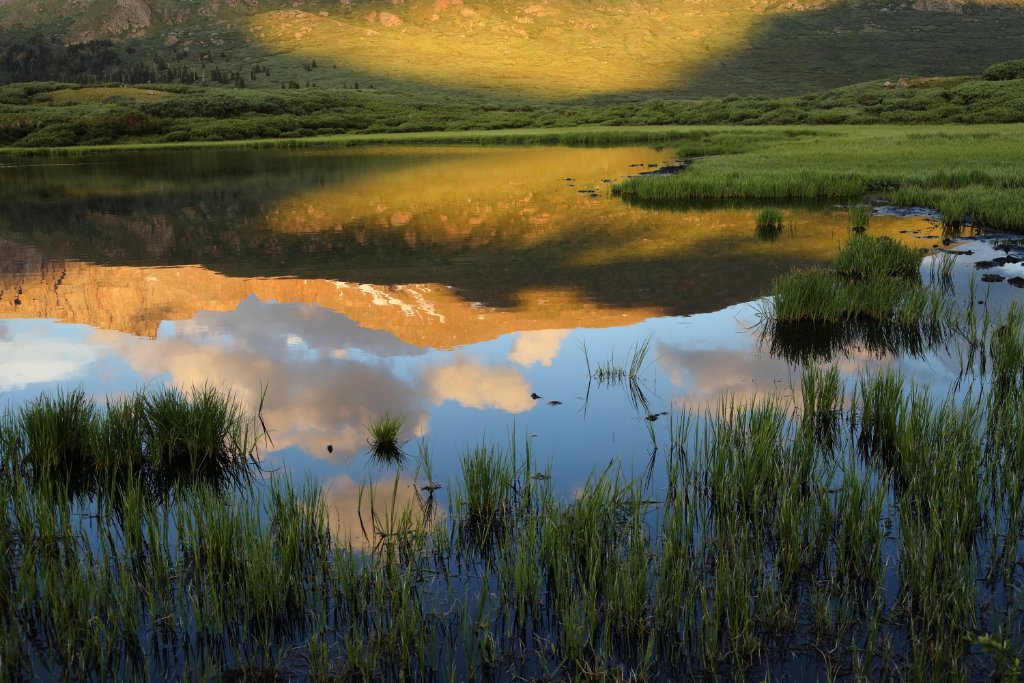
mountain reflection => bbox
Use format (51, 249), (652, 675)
(0, 145), (938, 347)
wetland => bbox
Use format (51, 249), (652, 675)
(1, 141), (1024, 680)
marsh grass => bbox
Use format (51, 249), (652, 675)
(146, 384), (264, 491)
(582, 336), (652, 383)
(3, 312), (1024, 679)
(4, 384), (264, 497)
(799, 364), (843, 448)
(755, 208), (785, 240)
(366, 413), (406, 465)
(766, 268), (949, 326)
(761, 316), (948, 364)
(760, 235), (951, 359)
(833, 234), (922, 280)
(20, 387), (98, 490)
(615, 126), (1024, 233)
(847, 205), (871, 232)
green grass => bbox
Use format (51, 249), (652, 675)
(366, 413), (406, 464)
(20, 387), (99, 489)
(616, 125), (1024, 233)
(757, 234), (955, 365)
(2, 384), (265, 496)
(848, 205), (871, 232)
(4, 71), (1024, 153)
(754, 208), (785, 239)
(145, 384), (264, 490)
(766, 268), (947, 326)
(581, 336), (652, 383)
(833, 234), (922, 280)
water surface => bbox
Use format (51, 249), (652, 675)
(0, 144), (1014, 531)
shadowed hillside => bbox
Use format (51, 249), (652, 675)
(1, 0), (1023, 98)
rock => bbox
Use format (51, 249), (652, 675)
(1008, 277), (1024, 289)
(982, 274), (1005, 283)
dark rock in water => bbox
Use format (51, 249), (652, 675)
(1008, 277), (1024, 289)
(564, 177), (574, 181)
(994, 255), (1023, 265)
(327, 444), (333, 454)
(942, 238), (952, 246)
(530, 392), (542, 400)
(974, 260), (997, 270)
(982, 274), (1005, 283)
(547, 400), (562, 406)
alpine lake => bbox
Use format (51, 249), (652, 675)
(1, 144), (1023, 681)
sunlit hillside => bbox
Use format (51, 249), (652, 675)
(1, 0), (1024, 97)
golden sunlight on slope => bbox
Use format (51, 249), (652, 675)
(246, 0), (782, 97)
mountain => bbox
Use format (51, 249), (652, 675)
(1, 0), (1023, 98)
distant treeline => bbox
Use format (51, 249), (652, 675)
(1, 61), (1024, 149)
(0, 33), (125, 84)
(0, 30), (266, 87)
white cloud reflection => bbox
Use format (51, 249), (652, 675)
(508, 329), (569, 367)
(424, 357), (534, 412)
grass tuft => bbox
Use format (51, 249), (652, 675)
(366, 413), (406, 464)
(847, 205), (871, 233)
(20, 387), (98, 488)
(146, 384), (261, 490)
(755, 208), (785, 239)
(833, 234), (922, 280)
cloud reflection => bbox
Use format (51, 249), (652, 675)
(323, 474), (441, 550)
(104, 300), (430, 459)
(508, 329), (569, 367)
(423, 357), (534, 412)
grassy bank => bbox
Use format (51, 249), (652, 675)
(0, 125), (713, 157)
(616, 125), (1024, 232)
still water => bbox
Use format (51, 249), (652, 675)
(1, 144), (1020, 537)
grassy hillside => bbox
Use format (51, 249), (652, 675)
(2, 70), (1023, 149)
(1, 0), (1023, 99)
